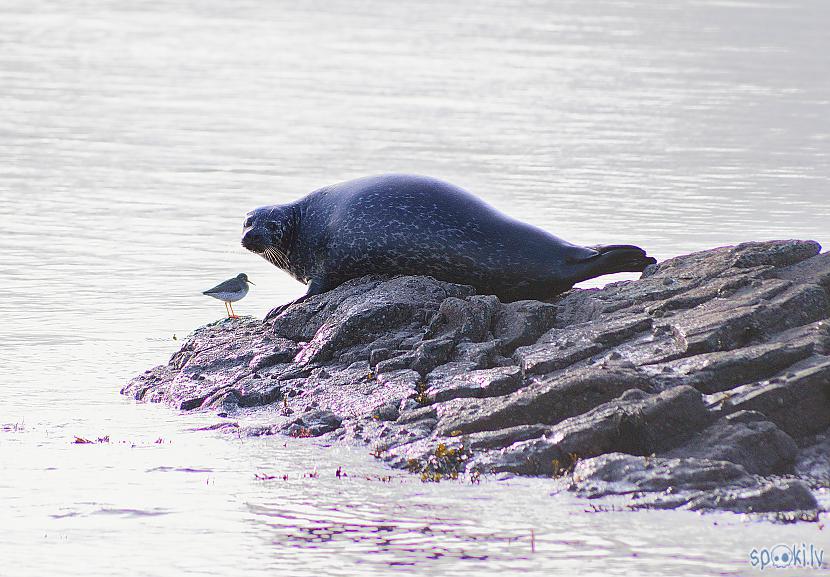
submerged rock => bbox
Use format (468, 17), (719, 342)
(123, 240), (830, 516)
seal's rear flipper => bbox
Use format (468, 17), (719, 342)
(572, 244), (657, 283)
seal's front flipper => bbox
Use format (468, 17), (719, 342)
(263, 277), (332, 322)
(264, 297), (305, 322)
(571, 244), (657, 284)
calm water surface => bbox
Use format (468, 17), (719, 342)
(1, 1), (828, 575)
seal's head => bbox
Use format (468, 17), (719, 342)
(241, 205), (295, 269)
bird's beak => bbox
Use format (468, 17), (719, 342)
(248, 280), (255, 285)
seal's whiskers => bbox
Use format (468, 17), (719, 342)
(263, 246), (288, 269)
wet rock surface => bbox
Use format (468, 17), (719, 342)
(124, 240), (830, 516)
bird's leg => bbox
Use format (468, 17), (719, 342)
(224, 302), (231, 318)
(229, 301), (238, 319)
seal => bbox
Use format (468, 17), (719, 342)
(242, 174), (656, 318)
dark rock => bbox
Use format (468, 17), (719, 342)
(641, 330), (818, 394)
(492, 300), (558, 353)
(396, 405), (437, 425)
(424, 361), (480, 381)
(464, 424), (549, 451)
(268, 276), (385, 341)
(368, 336), (404, 354)
(426, 295), (499, 342)
(648, 272), (756, 316)
(375, 351), (416, 374)
(775, 250), (830, 288)
(425, 366), (522, 404)
(371, 400), (401, 422)
(451, 340), (500, 368)
(238, 383), (283, 408)
(663, 412), (797, 475)
(569, 452), (817, 513)
(435, 367), (651, 436)
(411, 337), (455, 375)
(124, 240), (829, 516)
(514, 315), (652, 376)
(687, 479), (818, 513)
(569, 453), (755, 498)
(659, 281), (828, 357)
(471, 386), (711, 476)
(248, 338), (301, 371)
(283, 409), (343, 437)
(723, 358), (830, 438)
(368, 347), (393, 368)
(546, 385), (712, 459)
(732, 239), (821, 269)
(466, 435), (558, 475)
(794, 432), (830, 484)
(289, 276), (474, 364)
(338, 346), (371, 365)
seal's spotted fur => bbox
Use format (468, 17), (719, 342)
(242, 174), (655, 315)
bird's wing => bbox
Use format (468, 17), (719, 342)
(203, 278), (240, 294)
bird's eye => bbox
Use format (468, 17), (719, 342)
(243, 216), (254, 229)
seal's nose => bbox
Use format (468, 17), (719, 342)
(241, 229), (268, 252)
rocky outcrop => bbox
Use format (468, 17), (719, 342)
(123, 240), (830, 517)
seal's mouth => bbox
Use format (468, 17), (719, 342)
(241, 227), (270, 253)
(241, 227), (289, 269)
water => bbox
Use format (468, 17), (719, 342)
(1, 0), (828, 575)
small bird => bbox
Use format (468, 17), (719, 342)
(203, 273), (254, 319)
